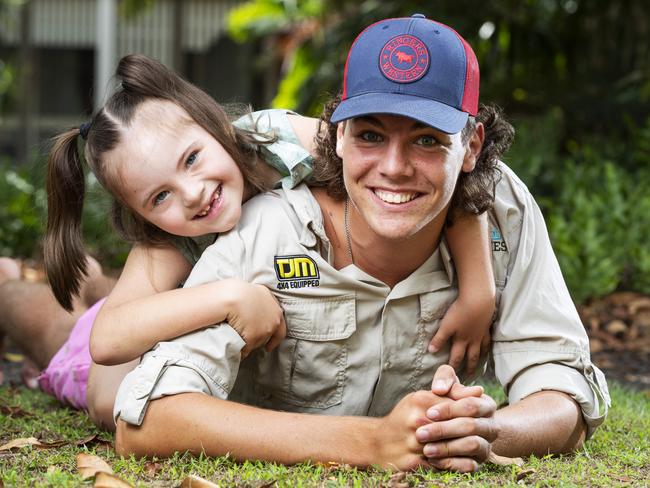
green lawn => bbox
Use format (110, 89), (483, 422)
(1, 382), (648, 487)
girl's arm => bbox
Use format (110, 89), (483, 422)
(429, 213), (496, 375)
(287, 114), (322, 155)
(90, 244), (285, 365)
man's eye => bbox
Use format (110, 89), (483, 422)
(359, 131), (382, 142)
(153, 190), (170, 207)
(416, 135), (439, 147)
(186, 151), (198, 167)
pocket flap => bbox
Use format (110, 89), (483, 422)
(279, 294), (356, 341)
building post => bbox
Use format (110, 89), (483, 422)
(18, 0), (36, 165)
(95, 0), (117, 110)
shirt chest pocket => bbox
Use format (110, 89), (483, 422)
(410, 290), (457, 390)
(253, 294), (356, 409)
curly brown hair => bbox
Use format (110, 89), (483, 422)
(312, 96), (514, 219)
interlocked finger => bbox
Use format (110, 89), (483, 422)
(423, 435), (491, 463)
(415, 416), (497, 444)
(426, 395), (496, 423)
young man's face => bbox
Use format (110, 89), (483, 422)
(336, 114), (482, 243)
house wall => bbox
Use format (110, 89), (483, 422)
(0, 0), (268, 162)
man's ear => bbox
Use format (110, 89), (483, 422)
(335, 122), (346, 159)
(462, 122), (485, 173)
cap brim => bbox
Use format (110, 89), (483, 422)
(330, 93), (468, 134)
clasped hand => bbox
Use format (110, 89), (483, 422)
(379, 365), (496, 472)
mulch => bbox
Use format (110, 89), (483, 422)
(578, 292), (650, 390)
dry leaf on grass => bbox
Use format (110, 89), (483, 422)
(388, 470), (409, 488)
(2, 352), (25, 363)
(516, 468), (536, 481)
(0, 404), (33, 417)
(487, 451), (525, 467)
(76, 453), (114, 479)
(256, 480), (277, 488)
(143, 461), (163, 477)
(75, 434), (112, 448)
(34, 439), (69, 449)
(179, 474), (219, 487)
(0, 437), (42, 451)
(93, 472), (133, 488)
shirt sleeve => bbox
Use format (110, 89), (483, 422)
(492, 169), (611, 439)
(234, 109), (314, 189)
(113, 232), (248, 426)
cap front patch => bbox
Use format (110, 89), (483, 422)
(379, 35), (430, 83)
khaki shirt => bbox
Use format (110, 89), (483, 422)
(114, 163), (610, 437)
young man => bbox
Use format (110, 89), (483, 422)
(113, 15), (609, 471)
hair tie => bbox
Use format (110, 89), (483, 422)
(79, 121), (91, 140)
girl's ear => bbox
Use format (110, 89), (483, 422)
(335, 122), (346, 159)
(462, 122), (485, 173)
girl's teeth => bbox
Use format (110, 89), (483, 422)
(375, 190), (417, 204)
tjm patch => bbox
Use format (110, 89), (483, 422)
(274, 255), (320, 290)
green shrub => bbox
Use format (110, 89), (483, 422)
(0, 160), (46, 257)
(0, 159), (129, 267)
(542, 160), (628, 303)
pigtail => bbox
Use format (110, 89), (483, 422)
(44, 129), (89, 311)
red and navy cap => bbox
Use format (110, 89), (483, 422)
(331, 14), (479, 134)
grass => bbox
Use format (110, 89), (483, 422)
(1, 382), (648, 487)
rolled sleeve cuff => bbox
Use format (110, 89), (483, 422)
(114, 325), (245, 426)
(508, 361), (611, 439)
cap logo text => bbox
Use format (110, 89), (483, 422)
(379, 35), (430, 83)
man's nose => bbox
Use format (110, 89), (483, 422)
(377, 142), (413, 178)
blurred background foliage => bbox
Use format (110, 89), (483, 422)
(226, 0), (650, 301)
(1, 0), (649, 301)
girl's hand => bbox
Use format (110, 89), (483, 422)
(223, 279), (286, 357)
(427, 293), (494, 376)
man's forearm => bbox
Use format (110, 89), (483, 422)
(492, 391), (586, 457)
(116, 393), (377, 465)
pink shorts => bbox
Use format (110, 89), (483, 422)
(38, 298), (106, 410)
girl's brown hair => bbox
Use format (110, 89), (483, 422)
(45, 54), (272, 310)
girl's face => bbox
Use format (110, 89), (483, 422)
(107, 100), (246, 237)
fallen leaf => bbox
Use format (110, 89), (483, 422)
(256, 480), (277, 488)
(47, 465), (58, 474)
(74, 434), (111, 448)
(605, 320), (627, 335)
(93, 472), (133, 488)
(3, 352), (24, 362)
(0, 437), (41, 451)
(388, 471), (408, 488)
(76, 434), (99, 446)
(34, 439), (69, 449)
(516, 468), (536, 481)
(179, 475), (219, 487)
(0, 404), (33, 417)
(143, 461), (163, 477)
(77, 453), (114, 479)
(487, 451), (525, 467)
